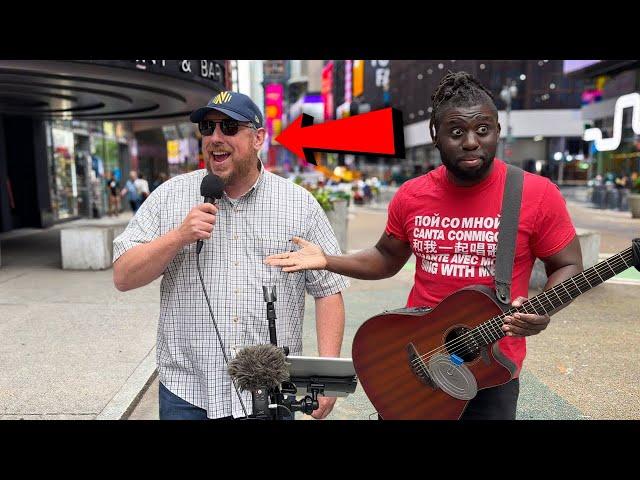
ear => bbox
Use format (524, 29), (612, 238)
(496, 121), (502, 138)
(429, 123), (439, 149)
(253, 128), (266, 151)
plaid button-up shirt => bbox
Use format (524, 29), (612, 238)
(113, 165), (349, 418)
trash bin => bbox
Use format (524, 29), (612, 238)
(592, 185), (606, 209)
(619, 188), (630, 211)
(606, 188), (620, 210)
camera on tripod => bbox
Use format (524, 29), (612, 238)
(228, 285), (358, 420)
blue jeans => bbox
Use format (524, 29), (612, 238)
(159, 382), (212, 420)
(159, 382), (295, 420)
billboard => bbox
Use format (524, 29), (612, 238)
(265, 83), (284, 145)
(321, 61), (334, 121)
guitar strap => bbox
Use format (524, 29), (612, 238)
(494, 164), (524, 305)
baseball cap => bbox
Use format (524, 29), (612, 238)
(190, 91), (264, 129)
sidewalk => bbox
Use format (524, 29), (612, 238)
(1, 200), (638, 420)
(0, 212), (160, 420)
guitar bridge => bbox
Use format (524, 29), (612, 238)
(407, 343), (436, 389)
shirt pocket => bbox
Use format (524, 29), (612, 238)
(247, 236), (294, 287)
(249, 236), (304, 302)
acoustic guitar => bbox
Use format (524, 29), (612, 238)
(351, 239), (640, 419)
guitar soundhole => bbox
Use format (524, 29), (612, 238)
(444, 327), (480, 363)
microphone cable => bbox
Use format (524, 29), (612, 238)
(196, 249), (249, 418)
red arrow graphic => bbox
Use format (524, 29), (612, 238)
(275, 107), (405, 165)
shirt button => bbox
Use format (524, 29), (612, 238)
(233, 235), (238, 240)
(233, 317), (239, 323)
(233, 261), (239, 266)
(234, 289), (240, 294)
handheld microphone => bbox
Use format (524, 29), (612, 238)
(197, 173), (224, 254)
(228, 344), (290, 418)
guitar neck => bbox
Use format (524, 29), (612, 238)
(475, 247), (635, 346)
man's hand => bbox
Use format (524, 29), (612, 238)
(502, 296), (550, 337)
(310, 396), (337, 420)
(175, 203), (218, 247)
(264, 237), (327, 272)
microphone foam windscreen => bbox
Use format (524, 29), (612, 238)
(200, 173), (224, 199)
(228, 344), (290, 392)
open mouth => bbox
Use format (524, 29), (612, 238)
(210, 152), (231, 163)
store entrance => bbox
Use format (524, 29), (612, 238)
(4, 116), (41, 229)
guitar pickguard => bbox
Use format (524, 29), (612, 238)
(407, 343), (478, 400)
(427, 354), (478, 400)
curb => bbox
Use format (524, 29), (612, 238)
(95, 346), (157, 420)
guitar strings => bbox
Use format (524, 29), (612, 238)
(408, 251), (632, 370)
(411, 252), (631, 367)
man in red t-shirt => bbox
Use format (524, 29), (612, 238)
(266, 71), (583, 419)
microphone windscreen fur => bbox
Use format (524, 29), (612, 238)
(228, 344), (290, 392)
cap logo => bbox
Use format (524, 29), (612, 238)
(212, 91), (232, 104)
(255, 115), (260, 124)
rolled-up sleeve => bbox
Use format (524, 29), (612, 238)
(113, 189), (162, 263)
(303, 200), (350, 298)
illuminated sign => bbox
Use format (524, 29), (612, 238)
(321, 61), (334, 121)
(265, 83), (283, 144)
(167, 140), (180, 164)
(583, 92), (640, 151)
(353, 60), (364, 97)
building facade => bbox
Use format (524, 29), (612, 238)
(0, 60), (229, 232)
(567, 60), (640, 180)
(391, 60), (587, 185)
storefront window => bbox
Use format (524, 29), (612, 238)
(51, 126), (79, 220)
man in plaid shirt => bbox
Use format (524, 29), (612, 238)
(113, 91), (349, 420)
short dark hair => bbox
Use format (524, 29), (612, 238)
(429, 71), (497, 137)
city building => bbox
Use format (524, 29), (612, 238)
(0, 60), (229, 232)
(252, 60), (588, 187)
(566, 60), (640, 180)
(392, 60), (587, 185)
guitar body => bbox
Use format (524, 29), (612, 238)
(352, 285), (516, 420)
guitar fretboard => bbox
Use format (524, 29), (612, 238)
(469, 247), (635, 346)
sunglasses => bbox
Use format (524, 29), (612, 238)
(198, 119), (255, 136)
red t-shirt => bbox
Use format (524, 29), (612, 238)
(385, 159), (576, 376)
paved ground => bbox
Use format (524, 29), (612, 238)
(1, 195), (637, 420)
(0, 213), (160, 420)
(128, 202), (640, 420)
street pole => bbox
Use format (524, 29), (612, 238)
(506, 90), (512, 164)
(500, 79), (517, 165)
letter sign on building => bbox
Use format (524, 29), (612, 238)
(583, 92), (640, 151)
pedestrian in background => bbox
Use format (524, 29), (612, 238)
(106, 172), (120, 217)
(151, 172), (168, 192)
(135, 172), (150, 205)
(120, 170), (141, 212)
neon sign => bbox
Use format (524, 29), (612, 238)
(583, 92), (640, 151)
